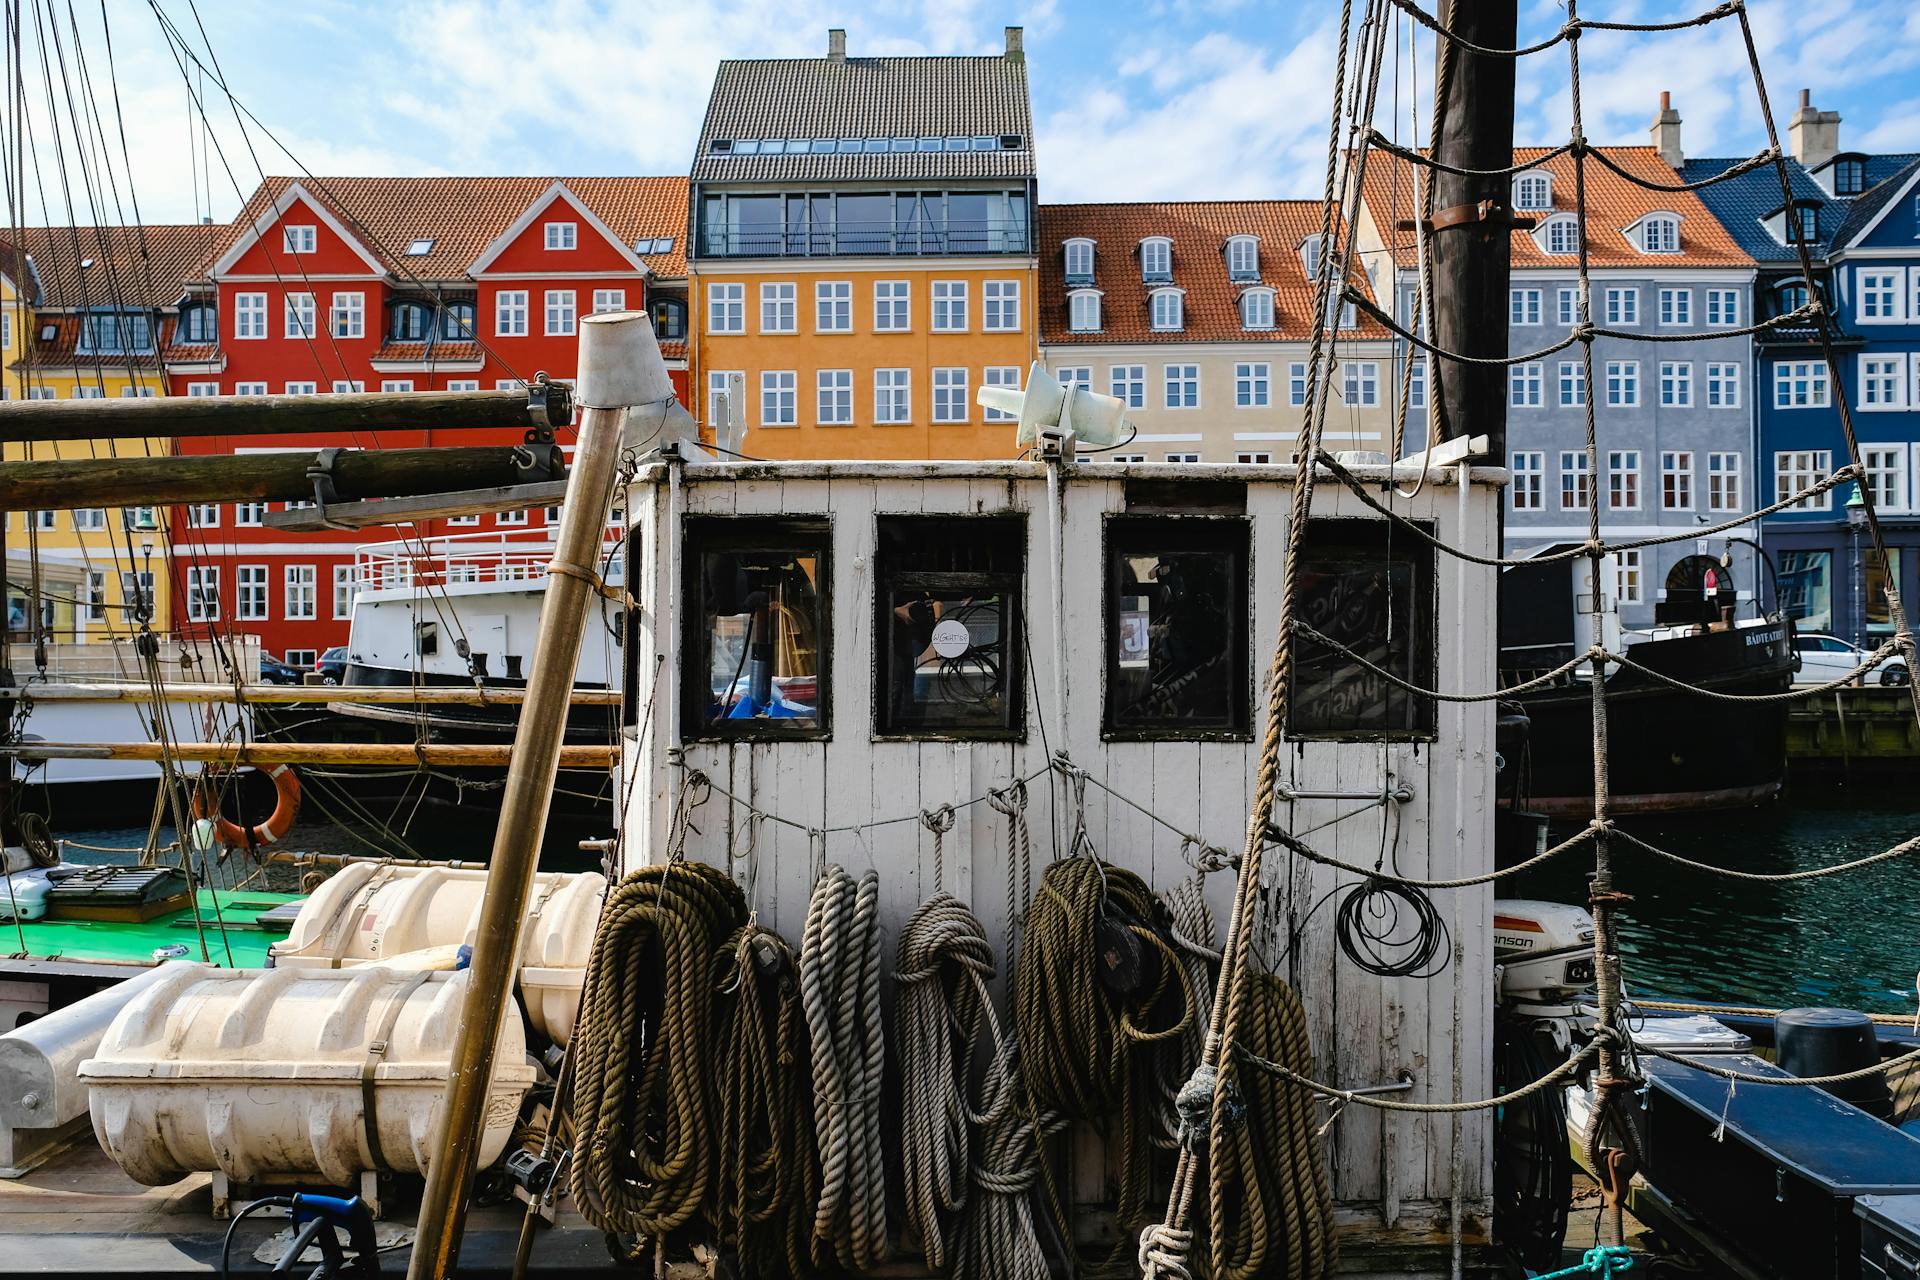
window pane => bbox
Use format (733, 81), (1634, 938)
(685, 521), (828, 736)
(1106, 519), (1248, 735)
(876, 516), (1023, 735)
(1290, 520), (1436, 737)
(1866, 548), (1901, 635)
(1777, 550), (1832, 634)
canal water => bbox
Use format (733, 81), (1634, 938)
(45, 799), (1920, 1017)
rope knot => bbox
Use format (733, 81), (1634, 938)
(1173, 1064), (1245, 1150)
(921, 804), (956, 835)
(1137, 1222), (1195, 1280)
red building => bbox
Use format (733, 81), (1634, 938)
(163, 176), (688, 666)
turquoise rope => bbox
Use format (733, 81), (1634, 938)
(1535, 1245), (1635, 1279)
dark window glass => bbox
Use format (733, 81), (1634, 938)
(1834, 158), (1866, 196)
(1778, 549), (1832, 633)
(837, 193), (891, 255)
(730, 195), (782, 256)
(651, 298), (685, 340)
(393, 302), (429, 342)
(1790, 204), (1819, 242)
(947, 192), (991, 254)
(1289, 519), (1436, 738)
(1105, 518), (1249, 738)
(684, 519), (829, 739)
(439, 302), (476, 340)
(875, 516), (1024, 737)
(179, 304), (217, 344)
(1776, 282), (1810, 315)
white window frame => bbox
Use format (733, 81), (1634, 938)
(1662, 451), (1694, 511)
(932, 367), (970, 423)
(591, 288), (626, 315)
(236, 564), (268, 621)
(186, 381), (220, 397)
(1860, 354), (1907, 409)
(1604, 287), (1639, 327)
(1707, 453), (1742, 513)
(1510, 287), (1542, 326)
(1773, 361), (1830, 408)
(1706, 362), (1741, 408)
(284, 292), (316, 339)
(1863, 445), (1909, 512)
(1560, 452), (1592, 511)
(186, 566), (220, 622)
(382, 379), (415, 393)
(1605, 360), (1640, 407)
(1163, 363), (1199, 410)
(1341, 360), (1380, 407)
(333, 565), (358, 620)
(1540, 215), (1580, 255)
(1608, 451), (1642, 510)
(285, 565), (317, 621)
(495, 290), (529, 337)
(931, 281), (969, 332)
(1226, 236), (1259, 277)
(1774, 449), (1833, 512)
(1140, 237), (1172, 280)
(72, 507), (106, 530)
(83, 570), (108, 623)
(758, 282), (796, 334)
(982, 280), (1021, 332)
(1705, 288), (1741, 326)
(329, 291), (365, 338)
(1509, 362), (1543, 408)
(1858, 267), (1905, 324)
(1557, 287), (1579, 326)
(982, 366), (1021, 421)
(1513, 172), (1552, 212)
(1658, 287), (1692, 327)
(285, 381), (317, 396)
(187, 503), (219, 528)
(1063, 239), (1094, 278)
(1511, 451), (1545, 510)
(1613, 551), (1645, 605)
(815, 280), (853, 333)
(874, 368), (911, 424)
(544, 221), (577, 250)
(1239, 287), (1274, 330)
(1288, 362), (1309, 407)
(874, 280), (910, 332)
(816, 368), (853, 425)
(1068, 289), (1102, 333)
(759, 370), (797, 426)
(283, 224), (317, 254)
(1234, 361), (1271, 408)
(330, 380), (365, 394)
(1109, 365), (1145, 408)
(1559, 361), (1586, 407)
(235, 501), (266, 527)
(544, 289), (577, 336)
(1149, 288), (1184, 332)
(1660, 361), (1693, 408)
(707, 282), (745, 334)
(1639, 215), (1680, 254)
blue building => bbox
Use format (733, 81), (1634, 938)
(1679, 91), (1919, 648)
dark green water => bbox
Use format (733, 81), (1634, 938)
(1505, 797), (1920, 1016)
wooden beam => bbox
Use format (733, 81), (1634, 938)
(1399, 433), (1493, 472)
(0, 446), (564, 512)
(0, 387), (571, 444)
(264, 480), (569, 531)
(1, 741), (619, 767)
(1, 682), (619, 706)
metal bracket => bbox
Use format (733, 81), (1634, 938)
(304, 447), (359, 532)
(525, 372), (568, 438)
(1274, 782), (1415, 804)
(1411, 201), (1537, 234)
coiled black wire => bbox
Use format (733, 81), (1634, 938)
(1332, 878), (1450, 978)
(1492, 1011), (1572, 1268)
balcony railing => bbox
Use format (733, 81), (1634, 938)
(700, 220), (1032, 259)
(354, 527), (625, 593)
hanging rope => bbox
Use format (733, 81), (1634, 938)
(799, 864), (889, 1272)
(567, 861), (747, 1249)
(710, 923), (821, 1277)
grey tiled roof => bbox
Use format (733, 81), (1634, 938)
(1680, 152), (1920, 263)
(692, 56), (1033, 183)
(1830, 156), (1920, 249)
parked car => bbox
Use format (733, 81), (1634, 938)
(315, 646), (348, 685)
(1792, 632), (1909, 686)
(258, 653), (303, 685)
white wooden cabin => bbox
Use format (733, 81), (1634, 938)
(618, 456), (1503, 1266)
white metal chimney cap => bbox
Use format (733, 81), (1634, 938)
(577, 310), (676, 410)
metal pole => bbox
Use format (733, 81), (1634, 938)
(406, 311), (658, 1280)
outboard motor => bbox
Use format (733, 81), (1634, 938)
(1774, 1007), (1892, 1121)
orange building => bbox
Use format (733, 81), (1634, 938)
(687, 27), (1037, 460)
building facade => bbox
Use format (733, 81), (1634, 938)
(1682, 92), (1920, 647)
(3, 225), (219, 641)
(161, 175), (688, 664)
(1036, 200), (1397, 462)
(1356, 145), (1759, 630)
(687, 27), (1039, 460)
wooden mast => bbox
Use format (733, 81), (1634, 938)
(0, 385), (571, 442)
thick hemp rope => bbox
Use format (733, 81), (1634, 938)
(711, 923), (822, 1277)
(800, 864), (889, 1271)
(1015, 856), (1196, 1276)
(567, 860), (747, 1251)
(895, 893), (1008, 1270)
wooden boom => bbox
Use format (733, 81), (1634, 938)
(0, 387), (571, 443)
(0, 741), (619, 767)
(0, 682), (619, 706)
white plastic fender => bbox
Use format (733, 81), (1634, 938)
(268, 864), (603, 1044)
(79, 965), (535, 1187)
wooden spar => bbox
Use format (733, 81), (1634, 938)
(0, 445), (564, 511)
(0, 682), (620, 706)
(0, 386), (571, 443)
(264, 480), (569, 531)
(0, 741), (618, 767)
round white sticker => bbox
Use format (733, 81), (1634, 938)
(930, 617), (971, 659)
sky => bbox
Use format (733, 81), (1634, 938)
(11, 0), (1920, 226)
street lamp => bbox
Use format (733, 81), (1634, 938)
(1846, 483), (1867, 648)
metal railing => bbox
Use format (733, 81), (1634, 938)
(353, 525), (624, 593)
(699, 220), (1032, 258)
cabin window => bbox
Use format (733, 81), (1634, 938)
(684, 518), (829, 739)
(416, 621), (439, 657)
(1289, 519), (1436, 739)
(1105, 518), (1249, 739)
(875, 515), (1024, 738)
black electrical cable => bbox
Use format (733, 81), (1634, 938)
(1333, 877), (1449, 978)
(1492, 1011), (1572, 1269)
(220, 1195), (294, 1278)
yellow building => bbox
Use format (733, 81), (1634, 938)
(3, 225), (217, 642)
(688, 28), (1039, 460)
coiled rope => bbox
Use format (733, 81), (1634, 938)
(895, 893), (1007, 1270)
(567, 860), (747, 1250)
(800, 865), (889, 1271)
(1015, 856), (1196, 1275)
(711, 923), (821, 1277)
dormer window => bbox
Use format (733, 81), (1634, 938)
(1513, 172), (1553, 212)
(1538, 214), (1580, 255)
(178, 302), (216, 345)
(1064, 238), (1094, 284)
(1832, 155), (1867, 196)
(1240, 287), (1275, 330)
(544, 221), (577, 250)
(1790, 203), (1818, 243)
(1300, 234), (1325, 281)
(1069, 289), (1102, 333)
(392, 301), (431, 342)
(1226, 235), (1260, 281)
(1149, 287), (1184, 331)
(1140, 237), (1173, 283)
(283, 224), (316, 254)
(1631, 213), (1682, 254)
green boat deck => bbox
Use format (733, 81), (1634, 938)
(4, 889), (302, 970)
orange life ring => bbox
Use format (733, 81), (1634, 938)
(192, 764), (302, 848)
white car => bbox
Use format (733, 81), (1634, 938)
(1792, 632), (1910, 686)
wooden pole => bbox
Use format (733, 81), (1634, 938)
(0, 445), (564, 511)
(0, 386), (571, 443)
(1427, 0), (1517, 457)
(408, 312), (654, 1280)
(0, 741), (617, 767)
(0, 682), (619, 706)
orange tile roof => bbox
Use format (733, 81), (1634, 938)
(223, 176), (690, 282)
(1036, 200), (1387, 345)
(16, 223), (222, 308)
(9, 311), (174, 377)
(1357, 145), (1751, 271)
